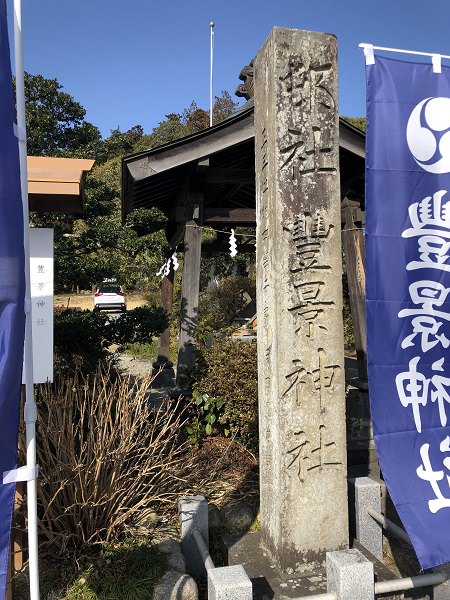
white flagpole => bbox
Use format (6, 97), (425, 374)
(13, 2), (40, 599)
(209, 20), (214, 127)
(359, 42), (450, 60)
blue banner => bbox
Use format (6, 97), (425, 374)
(366, 55), (450, 569)
(0, 0), (26, 596)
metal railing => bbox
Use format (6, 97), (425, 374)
(374, 573), (446, 594)
(191, 527), (215, 571)
(366, 506), (448, 595)
(367, 506), (411, 545)
(291, 572), (447, 599)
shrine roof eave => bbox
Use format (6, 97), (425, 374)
(121, 105), (365, 223)
(339, 119), (366, 158)
(28, 156), (96, 213)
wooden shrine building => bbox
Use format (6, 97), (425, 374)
(121, 100), (366, 383)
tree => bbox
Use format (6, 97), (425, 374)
(212, 90), (239, 124)
(45, 171), (170, 292)
(146, 113), (186, 148)
(30, 171), (119, 290)
(342, 116), (366, 132)
(54, 305), (169, 374)
(140, 91), (240, 151)
(26, 79), (241, 292)
(22, 72), (101, 156)
(100, 125), (145, 161)
(181, 101), (209, 134)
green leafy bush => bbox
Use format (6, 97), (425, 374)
(54, 307), (112, 374)
(198, 275), (256, 331)
(186, 390), (225, 444)
(124, 206), (167, 235)
(192, 339), (258, 453)
(110, 305), (169, 349)
(54, 305), (169, 374)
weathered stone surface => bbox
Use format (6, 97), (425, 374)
(153, 571), (198, 600)
(222, 504), (254, 533)
(227, 531), (412, 600)
(208, 504), (222, 529)
(166, 552), (187, 575)
(157, 538), (181, 555)
(136, 509), (159, 529)
(433, 563), (450, 600)
(348, 477), (382, 561)
(156, 538), (186, 573)
(254, 27), (348, 574)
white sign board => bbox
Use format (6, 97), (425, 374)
(24, 228), (54, 383)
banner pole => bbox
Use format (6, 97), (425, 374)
(359, 42), (450, 61)
(13, 2), (39, 599)
(209, 20), (214, 127)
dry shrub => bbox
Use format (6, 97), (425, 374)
(35, 369), (194, 555)
(193, 437), (259, 512)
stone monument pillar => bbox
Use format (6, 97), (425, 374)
(255, 28), (348, 574)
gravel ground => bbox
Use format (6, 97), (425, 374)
(54, 292), (147, 311)
(117, 353), (155, 378)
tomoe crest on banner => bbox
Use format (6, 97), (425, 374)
(406, 97), (450, 173)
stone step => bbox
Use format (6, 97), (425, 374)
(223, 531), (426, 599)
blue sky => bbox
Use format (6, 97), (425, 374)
(7, 0), (450, 139)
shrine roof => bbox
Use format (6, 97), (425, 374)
(28, 156), (95, 213)
(121, 103), (365, 227)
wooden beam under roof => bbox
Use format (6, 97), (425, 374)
(124, 112), (364, 186)
(203, 207), (256, 224)
(196, 166), (255, 185)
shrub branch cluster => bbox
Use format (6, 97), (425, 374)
(34, 369), (194, 554)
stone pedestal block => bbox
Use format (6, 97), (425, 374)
(326, 549), (374, 600)
(207, 565), (252, 600)
(433, 563), (450, 600)
(349, 477), (383, 561)
(179, 495), (209, 578)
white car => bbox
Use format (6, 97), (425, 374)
(93, 284), (126, 312)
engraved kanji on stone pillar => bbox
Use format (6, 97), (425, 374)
(255, 28), (347, 575)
